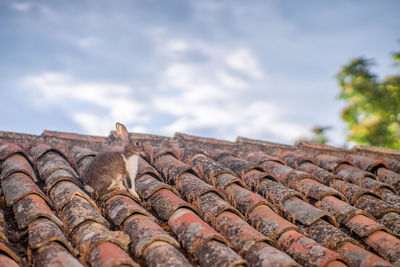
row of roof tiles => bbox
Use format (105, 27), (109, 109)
(0, 130), (399, 266)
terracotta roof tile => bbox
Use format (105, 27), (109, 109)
(1, 153), (37, 182)
(28, 218), (74, 253)
(0, 242), (22, 265)
(277, 230), (347, 266)
(365, 230), (400, 265)
(34, 242), (83, 267)
(376, 167), (400, 192)
(88, 241), (139, 267)
(336, 242), (391, 267)
(14, 194), (62, 230)
(2, 130), (400, 266)
(122, 214), (180, 258)
(2, 173), (50, 207)
(0, 253), (20, 267)
(142, 241), (192, 267)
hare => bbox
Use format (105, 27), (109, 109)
(82, 122), (141, 199)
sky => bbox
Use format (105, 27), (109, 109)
(0, 0), (399, 146)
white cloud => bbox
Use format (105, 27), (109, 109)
(216, 70), (248, 90)
(226, 48), (263, 79)
(10, 2), (55, 17)
(10, 2), (33, 12)
(166, 39), (189, 52)
(73, 37), (99, 49)
(23, 72), (147, 135)
(152, 45), (306, 142)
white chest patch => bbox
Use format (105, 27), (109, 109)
(123, 154), (139, 180)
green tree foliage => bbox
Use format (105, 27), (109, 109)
(337, 47), (400, 149)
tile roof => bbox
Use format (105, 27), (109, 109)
(0, 129), (400, 266)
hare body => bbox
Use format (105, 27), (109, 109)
(82, 123), (141, 199)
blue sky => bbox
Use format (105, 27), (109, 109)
(1, 0), (399, 145)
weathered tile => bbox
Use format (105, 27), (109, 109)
(277, 230), (346, 267)
(97, 188), (141, 203)
(329, 179), (375, 204)
(378, 188), (400, 209)
(169, 208), (228, 254)
(89, 242), (139, 267)
(28, 218), (74, 253)
(241, 169), (275, 189)
(298, 162), (342, 185)
(296, 178), (346, 201)
(177, 146), (206, 163)
(336, 242), (392, 267)
(379, 212), (400, 237)
(60, 195), (109, 232)
(14, 194), (62, 230)
(154, 154), (192, 183)
(279, 151), (314, 169)
(105, 194), (155, 226)
(243, 241), (298, 267)
(143, 241), (192, 267)
(191, 155), (240, 188)
(176, 172), (222, 203)
(71, 146), (97, 164)
(217, 154), (265, 178)
(123, 214), (180, 257)
(137, 156), (164, 180)
(214, 211), (269, 255)
(0, 242), (22, 265)
(198, 192), (244, 224)
(34, 242), (83, 267)
(258, 180), (304, 207)
(2, 173), (50, 207)
(50, 181), (98, 211)
(0, 143), (28, 161)
(354, 195), (399, 218)
(281, 197), (337, 226)
(264, 162), (321, 189)
(0, 254), (19, 267)
(37, 152), (78, 180)
(377, 167), (400, 192)
(1, 153), (37, 182)
(305, 219), (357, 250)
(30, 144), (70, 166)
(365, 230), (400, 265)
(359, 176), (395, 193)
(248, 205), (299, 241)
(149, 189), (197, 221)
(345, 215), (386, 238)
(381, 157), (400, 173)
(314, 154), (353, 173)
(136, 173), (180, 200)
(73, 221), (130, 261)
(316, 196), (372, 224)
(335, 164), (375, 184)
(45, 169), (82, 192)
(239, 151), (286, 166)
(4, 126), (400, 267)
(224, 183), (270, 216)
(347, 154), (388, 172)
(215, 172), (246, 191)
(193, 240), (247, 267)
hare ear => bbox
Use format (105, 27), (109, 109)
(116, 122), (129, 146)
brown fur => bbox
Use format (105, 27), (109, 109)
(82, 152), (128, 195)
(82, 123), (142, 198)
